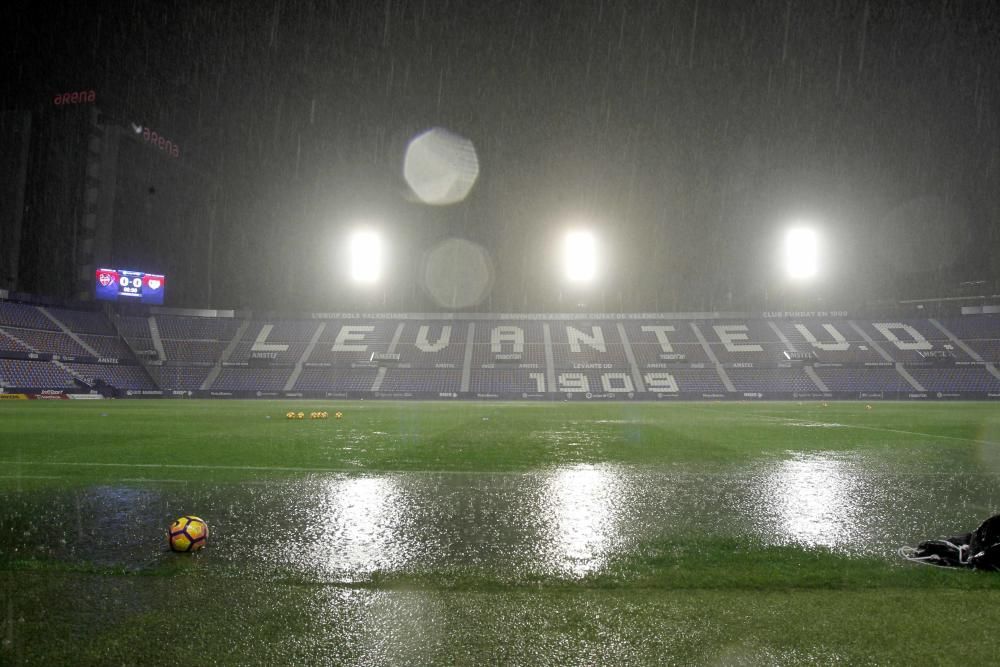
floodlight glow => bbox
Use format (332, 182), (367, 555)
(349, 230), (381, 283)
(564, 230), (597, 283)
(784, 227), (818, 280)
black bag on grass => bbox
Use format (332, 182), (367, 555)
(900, 514), (1000, 570)
(968, 515), (1000, 570)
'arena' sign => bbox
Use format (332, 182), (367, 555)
(53, 90), (96, 105)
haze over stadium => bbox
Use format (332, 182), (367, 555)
(2, 1), (1000, 664)
(3, 0), (998, 312)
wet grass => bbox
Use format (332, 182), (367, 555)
(2, 399), (998, 478)
(3, 399), (1000, 663)
(6, 571), (1000, 665)
(9, 537), (1000, 593)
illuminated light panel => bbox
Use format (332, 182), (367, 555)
(349, 230), (382, 284)
(784, 227), (818, 280)
(564, 230), (597, 283)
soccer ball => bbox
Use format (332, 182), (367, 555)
(320, 411), (329, 419)
(168, 515), (209, 552)
(335, 411), (343, 419)
(286, 411), (296, 419)
(297, 411), (305, 419)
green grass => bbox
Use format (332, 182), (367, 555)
(3, 399), (1000, 664)
(2, 399), (997, 476)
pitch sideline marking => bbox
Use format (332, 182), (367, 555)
(0, 461), (375, 474)
(0, 461), (555, 476)
(2, 460), (1000, 479)
(0, 474), (64, 480)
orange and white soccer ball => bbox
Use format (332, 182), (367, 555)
(168, 515), (209, 552)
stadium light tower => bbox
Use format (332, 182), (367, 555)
(349, 229), (382, 284)
(783, 227), (819, 281)
(563, 229), (597, 283)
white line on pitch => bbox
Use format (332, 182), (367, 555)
(1, 461), (1000, 479)
(0, 461), (363, 473)
(0, 474), (64, 480)
(0, 461), (531, 475)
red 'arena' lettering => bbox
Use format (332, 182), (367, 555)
(138, 126), (181, 159)
(52, 90), (96, 106)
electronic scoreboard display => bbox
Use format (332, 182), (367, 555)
(95, 268), (166, 305)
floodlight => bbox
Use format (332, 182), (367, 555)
(349, 230), (381, 284)
(564, 230), (597, 283)
(784, 227), (818, 280)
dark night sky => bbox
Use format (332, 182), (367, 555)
(5, 0), (1000, 312)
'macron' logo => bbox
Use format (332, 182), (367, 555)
(98, 273), (115, 287)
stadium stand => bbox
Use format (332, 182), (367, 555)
(293, 367), (379, 392)
(0, 358), (75, 388)
(850, 319), (974, 364)
(469, 368), (548, 394)
(114, 315), (153, 340)
(727, 367), (818, 392)
(63, 363), (157, 391)
(1, 296), (998, 400)
(3, 327), (91, 357)
(45, 307), (116, 335)
(908, 367), (1000, 393)
(147, 365), (213, 391)
(78, 334), (134, 358)
(624, 320), (714, 365)
(699, 319), (790, 364)
(812, 366), (914, 393)
(380, 368), (463, 393)
(937, 317), (1000, 362)
(0, 301), (59, 331)
(396, 322), (469, 367)
(666, 368), (729, 393)
(470, 319), (547, 367)
(0, 328), (32, 353)
(213, 367), (294, 391)
(307, 320), (398, 365)
(161, 339), (229, 364)
(227, 320), (318, 365)
(549, 320), (630, 368)
(773, 319), (885, 364)
(156, 315), (242, 341)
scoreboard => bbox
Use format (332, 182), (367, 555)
(95, 268), (166, 305)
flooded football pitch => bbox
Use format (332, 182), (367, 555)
(4, 401), (1000, 663)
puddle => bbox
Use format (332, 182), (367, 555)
(1, 455), (997, 581)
